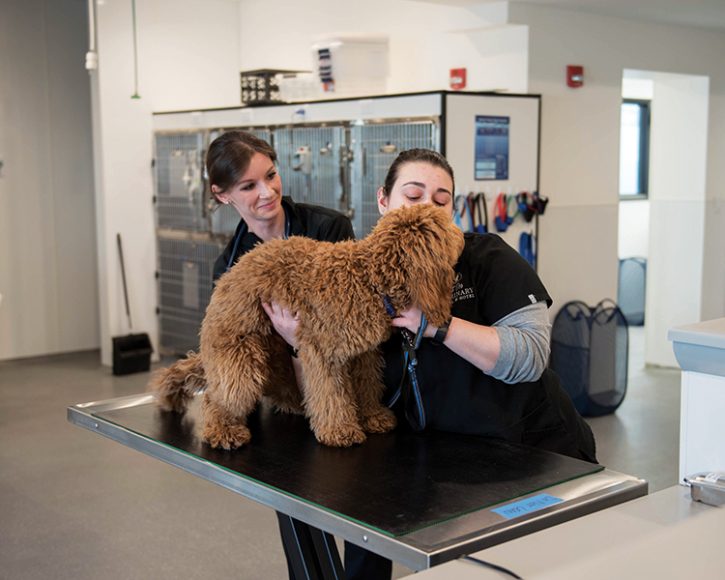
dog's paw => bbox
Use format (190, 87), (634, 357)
(315, 425), (367, 447)
(202, 424), (251, 450)
(361, 407), (397, 433)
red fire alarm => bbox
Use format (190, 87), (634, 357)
(450, 68), (467, 90)
(567, 65), (584, 88)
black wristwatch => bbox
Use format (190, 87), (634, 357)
(431, 317), (452, 346)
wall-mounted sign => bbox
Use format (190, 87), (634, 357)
(474, 115), (510, 180)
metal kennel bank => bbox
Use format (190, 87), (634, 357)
(152, 91), (542, 355)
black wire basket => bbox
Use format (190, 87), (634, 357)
(550, 299), (629, 416)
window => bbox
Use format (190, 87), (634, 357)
(619, 99), (650, 199)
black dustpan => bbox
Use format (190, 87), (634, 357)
(112, 233), (152, 375)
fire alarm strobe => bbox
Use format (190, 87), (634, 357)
(567, 65), (584, 88)
(450, 68), (467, 90)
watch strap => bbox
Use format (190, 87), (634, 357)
(432, 317), (452, 345)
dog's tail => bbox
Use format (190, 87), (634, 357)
(147, 352), (206, 413)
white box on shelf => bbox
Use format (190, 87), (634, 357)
(311, 36), (389, 97)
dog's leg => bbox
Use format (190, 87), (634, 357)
(349, 350), (397, 434)
(200, 393), (252, 450)
(200, 336), (270, 449)
(300, 348), (366, 447)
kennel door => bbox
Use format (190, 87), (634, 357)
(157, 234), (226, 355)
(154, 132), (207, 232)
(350, 121), (439, 237)
(273, 126), (347, 214)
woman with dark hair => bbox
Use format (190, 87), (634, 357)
(207, 130), (353, 283)
(341, 148), (597, 579)
(206, 130), (357, 579)
(377, 148), (594, 461)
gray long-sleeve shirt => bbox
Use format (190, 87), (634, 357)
(490, 302), (551, 384)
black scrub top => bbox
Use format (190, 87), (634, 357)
(213, 196), (354, 282)
(382, 233), (597, 463)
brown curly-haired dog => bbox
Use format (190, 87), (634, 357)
(148, 204), (464, 449)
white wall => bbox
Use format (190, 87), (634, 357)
(509, 3), (725, 366)
(92, 0), (241, 365)
(618, 200), (649, 258)
(645, 72), (709, 367)
(238, 0), (527, 94)
(0, 0), (98, 360)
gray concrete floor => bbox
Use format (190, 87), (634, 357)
(0, 326), (679, 579)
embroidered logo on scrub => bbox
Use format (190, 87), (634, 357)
(452, 272), (475, 304)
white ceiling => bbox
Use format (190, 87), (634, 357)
(416, 0), (725, 32)
(512, 0), (725, 32)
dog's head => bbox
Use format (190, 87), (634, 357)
(366, 204), (465, 326)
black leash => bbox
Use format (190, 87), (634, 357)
(383, 295), (428, 431)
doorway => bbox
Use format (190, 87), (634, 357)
(618, 69), (709, 368)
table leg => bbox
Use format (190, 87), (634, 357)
(308, 525), (344, 579)
(277, 513), (344, 580)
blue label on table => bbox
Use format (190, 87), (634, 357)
(491, 493), (563, 520)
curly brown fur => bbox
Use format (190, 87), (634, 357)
(148, 352), (206, 413)
(148, 204), (464, 449)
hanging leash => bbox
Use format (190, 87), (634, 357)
(453, 193), (470, 231)
(466, 192), (477, 232)
(494, 193), (513, 232)
(382, 295), (428, 431)
(473, 192), (489, 233)
(532, 190), (549, 215)
(519, 231), (536, 268)
(516, 191), (536, 222)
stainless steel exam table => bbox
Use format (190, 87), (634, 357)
(68, 393), (646, 576)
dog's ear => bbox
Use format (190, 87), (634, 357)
(369, 205), (464, 326)
(403, 206), (464, 326)
(366, 212), (411, 309)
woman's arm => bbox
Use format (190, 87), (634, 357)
(391, 302), (551, 384)
(261, 302), (305, 386)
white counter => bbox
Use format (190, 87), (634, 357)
(406, 485), (722, 579)
(668, 318), (725, 482)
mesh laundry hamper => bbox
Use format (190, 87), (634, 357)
(618, 257), (647, 326)
(550, 300), (629, 417)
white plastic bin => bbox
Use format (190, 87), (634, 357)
(311, 36), (389, 96)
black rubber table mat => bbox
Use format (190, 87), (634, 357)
(96, 399), (602, 536)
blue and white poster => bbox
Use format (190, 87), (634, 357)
(474, 115), (510, 180)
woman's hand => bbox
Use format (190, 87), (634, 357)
(261, 301), (299, 348)
(392, 305), (500, 374)
(391, 306), (436, 338)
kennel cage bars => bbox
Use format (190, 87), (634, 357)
(152, 91), (542, 356)
(350, 121), (438, 235)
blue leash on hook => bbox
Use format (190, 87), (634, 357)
(383, 296), (428, 431)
